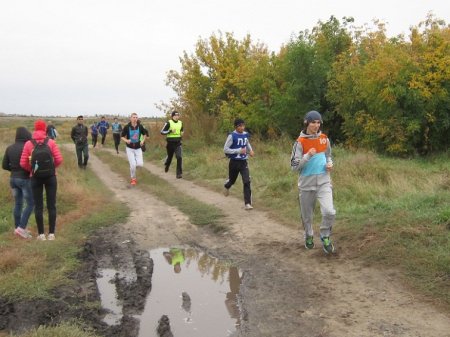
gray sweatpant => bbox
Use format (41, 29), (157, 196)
(299, 181), (336, 238)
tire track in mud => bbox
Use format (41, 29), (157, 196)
(89, 148), (450, 337)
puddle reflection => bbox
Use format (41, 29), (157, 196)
(96, 268), (123, 325)
(138, 247), (241, 337)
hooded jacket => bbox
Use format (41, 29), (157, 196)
(20, 130), (63, 176)
(2, 127), (32, 179)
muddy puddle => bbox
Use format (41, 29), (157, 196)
(96, 247), (242, 337)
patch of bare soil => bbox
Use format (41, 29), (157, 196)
(2, 147), (449, 337)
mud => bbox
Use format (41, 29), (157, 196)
(1, 146), (449, 337)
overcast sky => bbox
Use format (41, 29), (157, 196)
(0, 1), (448, 117)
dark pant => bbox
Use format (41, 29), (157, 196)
(76, 143), (89, 167)
(31, 175), (57, 235)
(165, 141), (182, 176)
(224, 160), (252, 205)
(113, 133), (121, 152)
(100, 133), (107, 145)
(92, 134), (98, 147)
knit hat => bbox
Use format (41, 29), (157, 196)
(34, 120), (47, 132)
(304, 110), (322, 124)
(171, 111), (180, 117)
(234, 118), (245, 127)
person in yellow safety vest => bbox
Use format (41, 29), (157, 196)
(163, 248), (185, 273)
(160, 111), (184, 178)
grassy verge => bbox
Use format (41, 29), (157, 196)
(145, 135), (450, 308)
(95, 150), (226, 232)
(0, 145), (129, 301)
(12, 322), (102, 337)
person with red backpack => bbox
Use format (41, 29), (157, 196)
(20, 120), (63, 241)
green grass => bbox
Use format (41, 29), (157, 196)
(13, 322), (102, 337)
(95, 150), (226, 232)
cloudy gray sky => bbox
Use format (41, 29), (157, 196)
(0, 0), (448, 117)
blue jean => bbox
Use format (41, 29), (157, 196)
(10, 177), (34, 229)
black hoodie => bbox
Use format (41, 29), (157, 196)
(2, 127), (32, 179)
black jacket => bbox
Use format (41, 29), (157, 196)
(71, 123), (88, 145)
(2, 127), (32, 179)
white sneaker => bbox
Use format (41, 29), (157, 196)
(244, 204), (253, 210)
(14, 227), (30, 239)
(37, 234), (46, 241)
(223, 188), (229, 196)
(47, 234), (55, 241)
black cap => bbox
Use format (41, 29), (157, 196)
(171, 111), (180, 117)
(234, 118), (245, 127)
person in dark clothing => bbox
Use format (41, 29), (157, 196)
(71, 115), (89, 169)
(160, 111), (184, 178)
(46, 121), (58, 140)
(90, 122), (99, 148)
(20, 120), (63, 241)
(2, 127), (34, 239)
(111, 117), (123, 154)
(97, 116), (110, 146)
(223, 118), (255, 210)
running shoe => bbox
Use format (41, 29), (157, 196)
(131, 178), (137, 186)
(321, 236), (335, 254)
(47, 234), (55, 241)
(244, 204), (254, 210)
(305, 236), (315, 249)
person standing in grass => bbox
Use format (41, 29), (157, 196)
(121, 112), (147, 186)
(160, 111), (184, 178)
(111, 117), (123, 154)
(71, 115), (89, 169)
(20, 120), (63, 241)
(290, 110), (336, 254)
(223, 118), (254, 210)
(2, 127), (34, 239)
(46, 121), (58, 140)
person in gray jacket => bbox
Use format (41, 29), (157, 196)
(290, 110), (336, 254)
(2, 127), (34, 239)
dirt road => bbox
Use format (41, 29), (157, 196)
(87, 149), (450, 337)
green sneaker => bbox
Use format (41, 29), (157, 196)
(321, 236), (335, 254)
(305, 236), (315, 249)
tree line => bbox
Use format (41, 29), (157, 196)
(164, 14), (449, 156)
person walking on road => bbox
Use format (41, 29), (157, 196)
(111, 117), (123, 154)
(223, 118), (254, 210)
(290, 110), (336, 254)
(2, 127), (34, 239)
(71, 115), (89, 169)
(121, 112), (147, 186)
(90, 122), (99, 148)
(20, 120), (63, 241)
(160, 111), (184, 178)
(97, 116), (109, 147)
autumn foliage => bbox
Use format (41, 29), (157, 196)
(165, 15), (449, 156)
